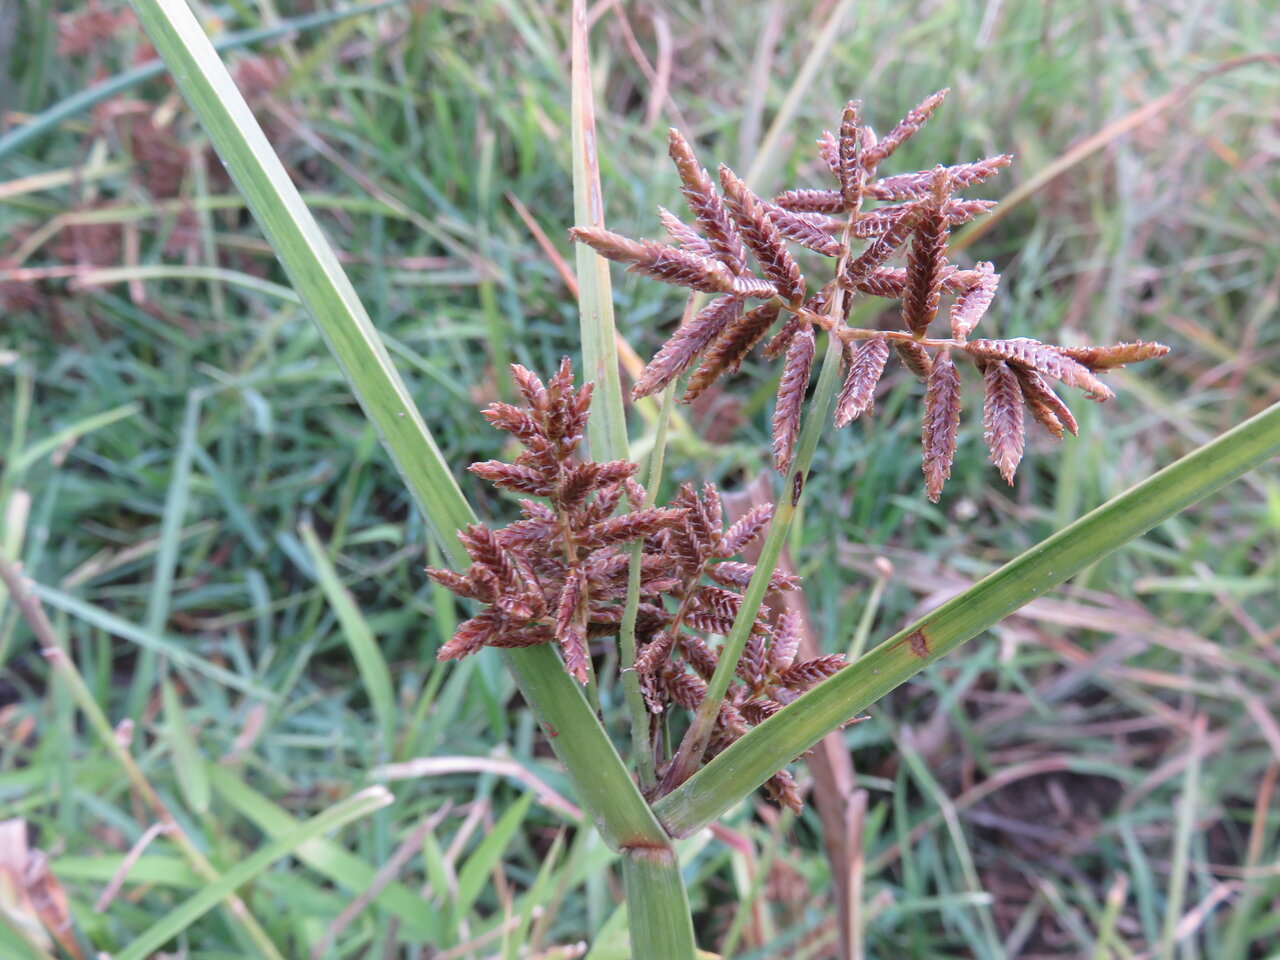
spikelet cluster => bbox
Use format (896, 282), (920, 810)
(427, 362), (846, 809)
(572, 91), (1169, 500)
(629, 483), (847, 811)
(426, 360), (680, 683)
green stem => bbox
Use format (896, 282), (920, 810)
(567, 4), (693, 955)
(655, 400), (1280, 837)
(501, 645), (667, 849)
(659, 328), (845, 794)
(620, 847), (698, 959)
(620, 381), (678, 790)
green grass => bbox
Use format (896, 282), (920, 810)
(3, 0), (1279, 957)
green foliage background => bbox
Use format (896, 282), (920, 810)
(2, 1), (1278, 957)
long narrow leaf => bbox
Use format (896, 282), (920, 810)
(207, 766), (434, 937)
(161, 678), (211, 815)
(455, 792), (535, 921)
(300, 523), (397, 755)
(128, 0), (667, 853)
(113, 787), (393, 960)
(655, 401), (1280, 837)
(571, 0), (626, 463)
(9, 403), (139, 476)
(33, 584), (276, 699)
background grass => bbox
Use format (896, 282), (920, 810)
(2, 1), (1279, 957)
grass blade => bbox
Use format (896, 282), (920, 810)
(571, 0), (627, 464)
(7, 403), (139, 477)
(1158, 714), (1206, 959)
(33, 583), (276, 699)
(300, 522), (396, 757)
(145, 393), (200, 637)
(72, 265), (301, 303)
(113, 787), (393, 960)
(129, 391), (202, 716)
(455, 791), (535, 921)
(0, 916), (57, 960)
(161, 677), (211, 815)
(207, 766), (434, 938)
(655, 400), (1280, 837)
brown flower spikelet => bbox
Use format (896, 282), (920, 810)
(863, 88), (949, 169)
(771, 612), (804, 673)
(720, 165), (806, 304)
(838, 100), (866, 206)
(772, 323), (816, 474)
(901, 168), (952, 337)
(658, 206), (714, 259)
(922, 350), (962, 502)
(866, 156), (1013, 201)
(761, 201), (845, 257)
(843, 203), (922, 288)
(718, 503), (774, 557)
(964, 338), (1116, 401)
(949, 262), (999, 339)
(1058, 341), (1171, 370)
(981, 361), (1026, 485)
(835, 336), (891, 426)
(895, 340), (935, 381)
(684, 301), (782, 401)
(632, 295), (745, 398)
(855, 268), (908, 299)
(762, 312), (804, 361)
(668, 128), (749, 275)
(772, 187), (848, 214)
(1013, 367), (1079, 439)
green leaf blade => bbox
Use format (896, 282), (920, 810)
(113, 787), (392, 960)
(161, 678), (211, 815)
(655, 400), (1280, 837)
(570, 0), (626, 464)
(300, 523), (396, 756)
(454, 791), (535, 921)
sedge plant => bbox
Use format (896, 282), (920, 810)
(114, 0), (1280, 956)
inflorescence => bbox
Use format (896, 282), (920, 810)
(571, 90), (1168, 500)
(426, 361), (847, 809)
(429, 92), (1170, 811)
